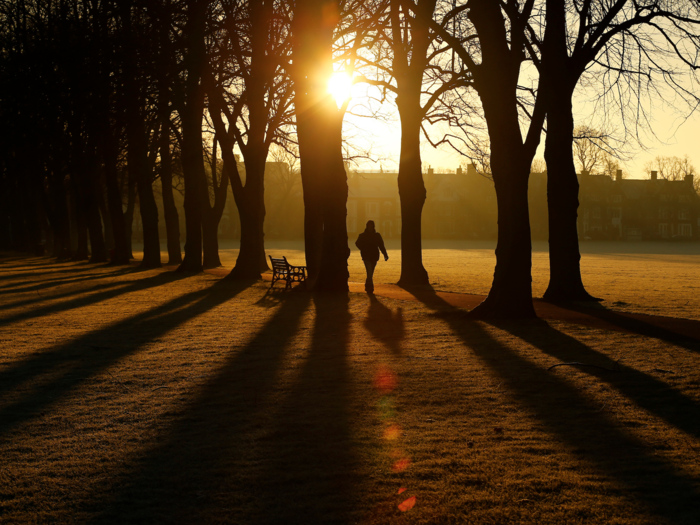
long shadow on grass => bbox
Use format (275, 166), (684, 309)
(0, 256), (56, 269)
(405, 285), (700, 523)
(364, 294), (404, 355)
(552, 302), (700, 350)
(493, 319), (700, 443)
(0, 267), (133, 295)
(0, 268), (188, 326)
(0, 279), (250, 438)
(0, 259), (97, 274)
(253, 293), (359, 525)
(89, 289), (313, 524)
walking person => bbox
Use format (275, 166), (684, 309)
(355, 220), (389, 293)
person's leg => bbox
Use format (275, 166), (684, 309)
(365, 259), (377, 292)
(363, 259), (371, 291)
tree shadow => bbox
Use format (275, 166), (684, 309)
(254, 284), (305, 309)
(87, 290), (314, 523)
(0, 269), (190, 326)
(551, 301), (700, 350)
(408, 286), (700, 523)
(0, 256), (58, 269)
(490, 318), (700, 442)
(0, 259), (101, 273)
(0, 263), (114, 282)
(364, 293), (404, 355)
(0, 267), (134, 295)
(0, 278), (252, 438)
(252, 292), (359, 525)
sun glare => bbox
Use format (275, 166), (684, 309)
(327, 72), (352, 107)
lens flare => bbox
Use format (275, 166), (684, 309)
(327, 72), (352, 107)
(384, 424), (401, 441)
(398, 496), (416, 512)
(374, 365), (397, 393)
(392, 458), (411, 472)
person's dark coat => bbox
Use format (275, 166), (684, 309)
(355, 230), (388, 262)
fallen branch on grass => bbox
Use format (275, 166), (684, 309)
(547, 362), (617, 372)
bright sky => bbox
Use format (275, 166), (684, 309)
(339, 75), (700, 179)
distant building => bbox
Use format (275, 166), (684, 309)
(347, 170), (401, 238)
(150, 160), (699, 243)
(578, 170), (700, 240)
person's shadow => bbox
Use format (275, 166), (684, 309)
(364, 294), (404, 355)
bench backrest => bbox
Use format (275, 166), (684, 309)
(269, 256), (289, 272)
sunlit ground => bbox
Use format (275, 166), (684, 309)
(1, 249), (700, 523)
(200, 239), (700, 320)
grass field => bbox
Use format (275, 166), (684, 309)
(221, 239), (700, 320)
(1, 248), (700, 523)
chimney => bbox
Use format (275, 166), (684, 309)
(456, 166), (463, 175)
(467, 163), (477, 176)
(428, 166), (434, 175)
(651, 170), (658, 181)
(616, 169), (622, 182)
(685, 174), (694, 186)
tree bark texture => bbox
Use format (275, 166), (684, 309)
(176, 0), (207, 273)
(391, 0), (434, 287)
(467, 0), (539, 318)
(541, 0), (599, 302)
(396, 106), (429, 286)
(159, 127), (182, 265)
(125, 105), (161, 268)
(292, 0), (349, 291)
(101, 138), (131, 264)
(70, 183), (89, 260)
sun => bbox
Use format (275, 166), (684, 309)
(327, 72), (352, 107)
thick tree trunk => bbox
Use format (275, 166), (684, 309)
(85, 150), (108, 263)
(178, 110), (205, 272)
(315, 152), (349, 292)
(176, 0), (207, 273)
(102, 145), (131, 264)
(467, 0), (538, 318)
(543, 90), (599, 301)
(292, 0), (349, 291)
(124, 177), (136, 260)
(225, 160), (265, 279)
(86, 186), (108, 263)
(124, 105), (160, 268)
(207, 74), (266, 279)
(396, 108), (429, 286)
(159, 126), (182, 265)
(540, 0), (599, 302)
(202, 214), (221, 269)
(96, 178), (114, 252)
(471, 165), (535, 317)
(297, 115), (324, 281)
(135, 172), (161, 268)
(86, 202), (107, 263)
(71, 184), (89, 261)
(229, 205), (265, 279)
(50, 177), (72, 259)
(21, 172), (42, 253)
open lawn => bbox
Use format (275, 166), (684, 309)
(1, 250), (700, 523)
(221, 239), (700, 320)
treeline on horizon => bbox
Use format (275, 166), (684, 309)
(2, 0), (700, 318)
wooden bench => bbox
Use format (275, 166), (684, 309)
(269, 256), (307, 290)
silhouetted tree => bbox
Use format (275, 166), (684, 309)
(531, 0), (700, 301)
(207, 0), (293, 279)
(432, 0), (546, 317)
(291, 0), (352, 291)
